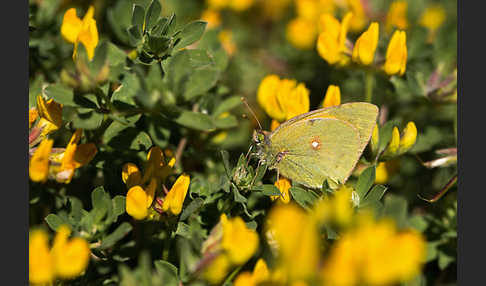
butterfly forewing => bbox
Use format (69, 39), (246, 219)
(270, 118), (361, 188)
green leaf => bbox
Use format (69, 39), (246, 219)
(68, 197), (84, 225)
(183, 67), (220, 100)
(213, 96), (242, 117)
(148, 35), (171, 56)
(180, 198), (204, 221)
(127, 25), (142, 45)
(252, 184), (281, 196)
(112, 196), (126, 223)
(45, 214), (69, 231)
(131, 4), (145, 32)
(382, 194), (408, 229)
(111, 72), (140, 109)
(99, 222), (133, 249)
(221, 150), (232, 178)
(290, 187), (318, 209)
(154, 260), (180, 285)
(175, 222), (191, 239)
(70, 109), (104, 130)
(355, 166), (376, 200)
(173, 21), (207, 50)
(130, 131), (153, 150)
(103, 114), (142, 143)
(360, 184), (387, 208)
(213, 114), (238, 129)
(91, 187), (113, 223)
(43, 83), (74, 106)
(145, 0), (162, 32)
(174, 110), (215, 131)
(233, 188), (247, 203)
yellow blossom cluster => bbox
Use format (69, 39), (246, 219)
(122, 146), (190, 220)
(233, 186), (427, 286)
(29, 95), (97, 184)
(378, 121), (418, 157)
(29, 225), (90, 285)
(61, 6), (99, 61)
(257, 74), (310, 124)
(202, 214), (259, 284)
(285, 0), (368, 50)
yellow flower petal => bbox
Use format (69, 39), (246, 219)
(162, 174), (190, 215)
(36, 95), (63, 132)
(221, 215), (259, 265)
(74, 143), (97, 168)
(29, 139), (53, 183)
(384, 126), (400, 156)
(352, 22), (379, 66)
(322, 85), (341, 108)
(126, 186), (149, 220)
(29, 229), (54, 284)
(203, 254), (231, 284)
(419, 5), (446, 32)
(234, 272), (255, 286)
(375, 162), (389, 184)
(283, 83), (310, 120)
(371, 123), (379, 152)
(252, 259), (270, 283)
(384, 30), (407, 76)
(61, 8), (82, 44)
(386, 1), (408, 32)
(334, 185), (354, 227)
(122, 163), (142, 188)
(286, 17), (317, 50)
(270, 119), (280, 131)
(230, 0), (254, 12)
(77, 18), (99, 61)
(54, 237), (90, 279)
(257, 75), (286, 121)
(272, 177), (292, 203)
(145, 177), (157, 208)
(398, 121), (417, 154)
(29, 108), (39, 129)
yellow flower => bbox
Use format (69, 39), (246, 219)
(56, 129), (97, 183)
(265, 204), (319, 281)
(203, 254), (231, 284)
(143, 146), (174, 183)
(162, 174), (191, 215)
(257, 75), (310, 122)
(346, 0), (367, 32)
(36, 95), (63, 138)
(322, 213), (426, 286)
(272, 177), (292, 203)
(317, 12), (353, 65)
(29, 229), (54, 284)
(322, 84), (341, 107)
(122, 163), (142, 189)
(221, 214), (259, 265)
(281, 82), (310, 120)
(419, 5), (446, 34)
(51, 225), (91, 279)
(333, 185), (354, 226)
(383, 30), (407, 76)
(384, 126), (400, 156)
(375, 162), (389, 184)
(29, 108), (39, 129)
(229, 0), (254, 12)
(385, 1), (408, 32)
(352, 22), (379, 66)
(201, 9), (222, 29)
(219, 29), (237, 56)
(398, 121), (417, 154)
(126, 178), (156, 220)
(286, 17), (317, 50)
(29, 139), (54, 183)
(233, 259), (270, 286)
(61, 6), (99, 60)
(371, 124), (379, 152)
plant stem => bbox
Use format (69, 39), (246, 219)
(365, 70), (374, 103)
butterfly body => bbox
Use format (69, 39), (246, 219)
(253, 102), (379, 189)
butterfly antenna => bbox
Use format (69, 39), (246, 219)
(241, 97), (262, 130)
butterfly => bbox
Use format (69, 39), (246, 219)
(252, 102), (379, 189)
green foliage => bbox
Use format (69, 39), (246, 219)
(29, 0), (457, 285)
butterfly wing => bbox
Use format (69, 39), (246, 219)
(269, 117), (362, 188)
(273, 102), (378, 152)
